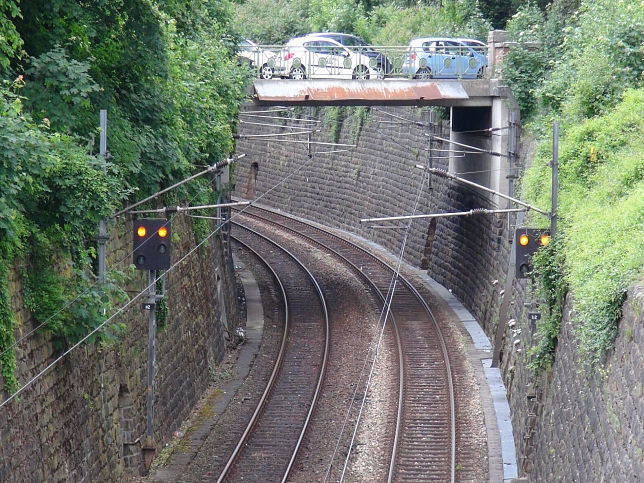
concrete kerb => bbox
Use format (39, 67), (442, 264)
(148, 256), (265, 481)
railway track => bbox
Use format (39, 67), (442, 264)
(231, 204), (456, 482)
(218, 225), (329, 482)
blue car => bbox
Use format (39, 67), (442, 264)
(402, 37), (487, 79)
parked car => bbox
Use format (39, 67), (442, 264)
(280, 35), (380, 80)
(306, 32), (393, 79)
(401, 37), (487, 79)
(238, 38), (278, 79)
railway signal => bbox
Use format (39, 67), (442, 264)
(132, 218), (171, 270)
(515, 228), (550, 279)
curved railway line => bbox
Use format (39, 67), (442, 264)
(219, 225), (329, 482)
(230, 204), (457, 482)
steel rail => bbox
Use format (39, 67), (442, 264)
(216, 234), (290, 483)
(233, 208), (404, 483)
(219, 225), (330, 482)
(233, 204), (456, 482)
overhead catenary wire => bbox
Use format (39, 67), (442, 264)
(128, 201), (250, 215)
(256, 138), (358, 147)
(112, 154), (245, 219)
(234, 130), (318, 138)
(360, 207), (527, 224)
(239, 120), (320, 130)
(373, 107), (430, 127)
(240, 107), (292, 114)
(1, 147), (318, 410)
(239, 113), (321, 123)
(416, 165), (550, 216)
(424, 132), (508, 158)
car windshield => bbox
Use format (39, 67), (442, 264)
(460, 40), (485, 48)
(343, 36), (376, 52)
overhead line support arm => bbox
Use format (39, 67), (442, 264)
(417, 166), (550, 217)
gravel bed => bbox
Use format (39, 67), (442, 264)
(146, 215), (490, 482)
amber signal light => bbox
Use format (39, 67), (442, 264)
(158, 226), (168, 238)
(539, 234), (551, 246)
(519, 234), (529, 246)
(137, 226), (147, 237)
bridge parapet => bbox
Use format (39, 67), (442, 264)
(242, 41), (489, 81)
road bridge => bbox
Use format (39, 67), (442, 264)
(251, 77), (520, 207)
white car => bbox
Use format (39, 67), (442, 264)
(280, 35), (379, 80)
(238, 38), (278, 79)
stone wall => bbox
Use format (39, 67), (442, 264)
(501, 280), (644, 481)
(0, 207), (239, 479)
(233, 105), (512, 334)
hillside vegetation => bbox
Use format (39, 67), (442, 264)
(0, 0), (246, 392)
(0, 0), (641, 395)
(233, 0), (644, 368)
(503, 0), (644, 368)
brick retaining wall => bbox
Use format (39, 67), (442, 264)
(0, 210), (238, 479)
(234, 105), (512, 335)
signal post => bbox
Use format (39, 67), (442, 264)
(132, 218), (171, 471)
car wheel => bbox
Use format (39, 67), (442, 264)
(352, 65), (371, 80)
(414, 68), (432, 80)
(260, 63), (274, 80)
(374, 65), (386, 80)
(290, 65), (306, 80)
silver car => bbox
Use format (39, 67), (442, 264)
(238, 38), (278, 79)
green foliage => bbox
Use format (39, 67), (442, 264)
(0, 251), (19, 394)
(529, 237), (567, 372)
(503, 0), (644, 121)
(23, 246), (130, 348)
(324, 106), (346, 143)
(522, 89), (644, 366)
(233, 0), (489, 45)
(309, 0), (366, 33)
(0, 0), (245, 389)
(500, 2), (547, 119)
(0, 0), (22, 69)
(366, 1), (489, 45)
(22, 47), (101, 130)
(233, 0), (311, 44)
(351, 106), (369, 143)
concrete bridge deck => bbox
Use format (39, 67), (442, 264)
(252, 78), (512, 107)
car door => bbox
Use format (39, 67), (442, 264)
(307, 40), (347, 78)
(433, 41), (459, 78)
(457, 42), (484, 78)
(446, 40), (473, 78)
